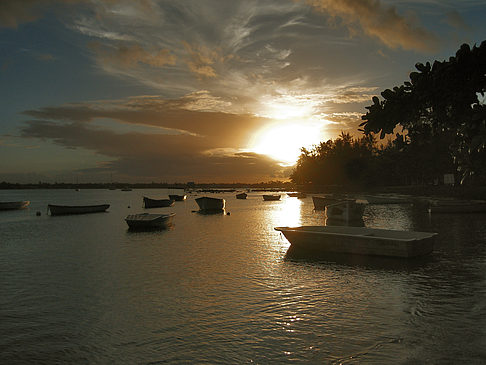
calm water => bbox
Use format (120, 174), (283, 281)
(1, 189), (485, 364)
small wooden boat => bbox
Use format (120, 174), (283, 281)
(263, 194), (280, 201)
(312, 196), (340, 210)
(325, 200), (366, 222)
(168, 194), (187, 201)
(48, 204), (109, 215)
(275, 226), (437, 258)
(125, 213), (175, 229)
(143, 196), (174, 208)
(428, 199), (486, 213)
(0, 201), (30, 210)
(236, 192), (247, 199)
(195, 196), (225, 211)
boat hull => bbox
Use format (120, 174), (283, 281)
(312, 196), (340, 210)
(143, 197), (174, 208)
(0, 201), (30, 210)
(195, 197), (225, 211)
(236, 193), (247, 199)
(275, 226), (437, 258)
(429, 200), (486, 213)
(262, 195), (280, 201)
(168, 194), (187, 201)
(48, 204), (110, 215)
(325, 200), (366, 222)
(125, 213), (175, 229)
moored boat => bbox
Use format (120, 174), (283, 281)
(325, 200), (366, 222)
(0, 201), (30, 210)
(288, 192), (307, 199)
(48, 204), (110, 215)
(312, 195), (340, 210)
(168, 194), (187, 201)
(236, 192), (247, 199)
(125, 213), (175, 229)
(363, 194), (411, 204)
(195, 196), (225, 211)
(275, 225), (437, 258)
(143, 196), (174, 208)
(263, 194), (280, 201)
(428, 199), (486, 213)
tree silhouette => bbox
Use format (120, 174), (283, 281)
(360, 41), (486, 184)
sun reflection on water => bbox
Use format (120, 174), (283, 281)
(269, 197), (303, 228)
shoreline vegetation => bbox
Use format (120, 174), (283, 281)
(1, 181), (486, 200)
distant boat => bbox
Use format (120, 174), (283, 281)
(312, 196), (340, 210)
(363, 194), (411, 204)
(325, 200), (366, 222)
(287, 192), (306, 198)
(0, 201), (30, 210)
(274, 226), (437, 258)
(121, 187), (132, 191)
(143, 196), (174, 208)
(428, 199), (486, 213)
(125, 213), (175, 230)
(236, 192), (247, 199)
(263, 194), (280, 201)
(48, 204), (109, 215)
(195, 196), (225, 212)
(168, 194), (187, 201)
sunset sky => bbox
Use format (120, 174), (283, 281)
(1, 0), (485, 183)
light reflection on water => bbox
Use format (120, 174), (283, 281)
(1, 189), (485, 364)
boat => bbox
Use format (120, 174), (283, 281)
(121, 187), (132, 191)
(195, 196), (225, 212)
(0, 201), (30, 210)
(236, 192), (247, 199)
(263, 194), (280, 201)
(274, 225), (437, 258)
(312, 195), (341, 210)
(48, 204), (110, 215)
(363, 194), (411, 204)
(428, 199), (486, 213)
(168, 194), (187, 201)
(125, 213), (175, 229)
(325, 200), (366, 222)
(143, 196), (174, 208)
(288, 192), (307, 198)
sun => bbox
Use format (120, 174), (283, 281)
(249, 121), (324, 166)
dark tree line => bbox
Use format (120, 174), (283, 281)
(291, 41), (486, 187)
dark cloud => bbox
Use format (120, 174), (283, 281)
(19, 94), (289, 182)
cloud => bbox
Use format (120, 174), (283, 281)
(303, 0), (440, 52)
(444, 10), (471, 31)
(18, 93), (291, 182)
(88, 41), (176, 69)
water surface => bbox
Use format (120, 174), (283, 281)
(1, 189), (485, 364)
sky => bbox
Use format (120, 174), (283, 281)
(1, 0), (485, 184)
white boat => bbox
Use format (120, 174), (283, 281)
(0, 201), (30, 210)
(262, 194), (280, 201)
(428, 199), (486, 213)
(48, 204), (110, 215)
(125, 213), (175, 229)
(363, 194), (411, 204)
(195, 196), (225, 211)
(312, 196), (341, 210)
(325, 200), (366, 222)
(275, 226), (437, 258)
